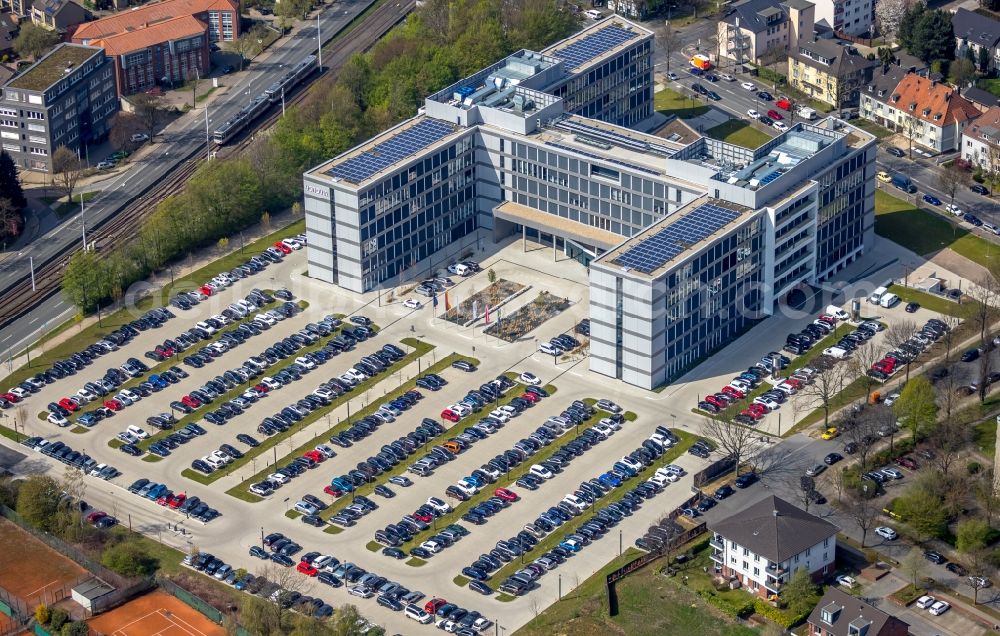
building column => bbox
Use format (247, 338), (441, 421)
(522, 226), (526, 252)
(553, 234), (557, 261)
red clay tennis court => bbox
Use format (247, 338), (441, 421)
(0, 518), (88, 602)
(87, 591), (225, 636)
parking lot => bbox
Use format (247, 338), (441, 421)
(0, 226), (984, 633)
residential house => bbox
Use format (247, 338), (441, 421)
(87, 15), (209, 96)
(0, 0), (30, 19)
(860, 72), (981, 153)
(0, 11), (17, 55)
(709, 496), (839, 599)
(963, 86), (1000, 112)
(29, 0), (87, 32)
(962, 105), (1000, 173)
(717, 0), (814, 67)
(72, 0), (239, 45)
(812, 0), (872, 37)
(953, 8), (1000, 72)
(807, 587), (909, 636)
(0, 43), (118, 172)
(788, 39), (876, 108)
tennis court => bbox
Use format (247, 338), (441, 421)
(87, 591), (225, 636)
(0, 517), (88, 603)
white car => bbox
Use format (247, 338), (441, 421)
(348, 586), (373, 599)
(883, 392), (900, 406)
(664, 464), (686, 476)
(753, 397), (779, 410)
(519, 372), (540, 385)
(620, 456), (643, 471)
(75, 388), (96, 403)
(420, 540), (442, 553)
(773, 121), (788, 132)
(426, 497), (451, 514)
(294, 501), (319, 515)
(403, 298), (422, 309)
(928, 600), (950, 616)
(823, 346), (848, 359)
(593, 422), (615, 437)
(741, 81), (756, 91)
(295, 356), (317, 370)
(835, 575), (856, 588)
(915, 595), (936, 609)
(268, 472), (290, 485)
(125, 425), (148, 439)
(721, 73), (736, 81)
(261, 377), (282, 390)
(538, 342), (561, 355)
(196, 321), (217, 335)
(47, 413), (69, 426)
(489, 409), (511, 423)
(649, 472), (671, 487)
(281, 238), (302, 250)
(875, 526), (898, 541)
(529, 464), (554, 479)
(130, 133), (150, 143)
(211, 450), (233, 464)
(946, 203), (963, 216)
(747, 109), (760, 119)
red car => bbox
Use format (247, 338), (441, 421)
(776, 97), (792, 110)
(494, 487), (518, 501)
(86, 511), (107, 524)
(180, 395), (201, 408)
(740, 409), (763, 420)
(440, 409), (460, 422)
(303, 450), (323, 463)
(712, 393), (734, 405)
(721, 386), (744, 399)
(199, 285), (214, 297)
(254, 383), (270, 394)
(296, 561), (318, 576)
(784, 378), (803, 389)
(817, 313), (836, 324)
(103, 399), (123, 411)
(274, 241), (293, 255)
(521, 392), (539, 403)
(704, 395), (725, 408)
(58, 397), (80, 412)
(157, 493), (175, 506)
(767, 109), (783, 120)
(425, 598), (447, 614)
(412, 511), (433, 523)
(323, 485), (343, 498)
(895, 456), (919, 470)
(2, 392), (20, 403)
(168, 493), (187, 509)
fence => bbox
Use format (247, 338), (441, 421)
(692, 454), (738, 487)
(157, 576), (223, 624)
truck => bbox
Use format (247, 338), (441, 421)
(891, 174), (916, 193)
(690, 54), (712, 70)
(796, 106), (816, 120)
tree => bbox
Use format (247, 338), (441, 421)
(51, 146), (82, 201)
(16, 474), (62, 532)
(487, 268), (497, 284)
(885, 318), (917, 380)
(48, 608), (68, 631)
(968, 571), (992, 604)
(951, 57), (976, 88)
(108, 114), (145, 152)
(782, 567), (820, 614)
(13, 23), (60, 60)
(850, 339), (884, 401)
(938, 162), (962, 205)
(927, 416), (968, 476)
(657, 25), (682, 73)
(875, 0), (908, 41)
(261, 211), (271, 229)
(798, 475), (817, 512)
(894, 486), (948, 540)
(62, 249), (106, 313)
(0, 197), (23, 241)
(239, 594), (281, 636)
(979, 46), (991, 73)
(893, 375), (938, 440)
(218, 237), (230, 252)
(101, 540), (158, 576)
(801, 364), (847, 428)
(906, 8), (956, 63)
(61, 622), (89, 636)
(232, 31), (259, 71)
(900, 546), (928, 587)
(846, 488), (879, 547)
(0, 150), (26, 210)
(131, 93), (164, 143)
(845, 410), (882, 472)
(956, 518), (992, 553)
(35, 604), (50, 625)
(700, 412), (766, 476)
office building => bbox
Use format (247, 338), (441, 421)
(303, 18), (876, 391)
(0, 43), (117, 172)
(72, 0), (240, 45)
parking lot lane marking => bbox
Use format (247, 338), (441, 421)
(23, 579), (58, 598)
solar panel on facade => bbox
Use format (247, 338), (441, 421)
(327, 119), (456, 183)
(612, 203), (742, 274)
(550, 26), (638, 71)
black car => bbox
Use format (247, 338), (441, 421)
(924, 550), (946, 564)
(824, 452), (843, 465)
(757, 91), (773, 100)
(887, 146), (905, 158)
(971, 183), (990, 195)
(734, 473), (757, 488)
(714, 485), (734, 500)
(904, 302), (919, 313)
(962, 349), (980, 362)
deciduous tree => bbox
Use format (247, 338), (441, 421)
(13, 23), (59, 60)
(130, 93), (165, 143)
(700, 412), (766, 475)
(956, 518), (991, 553)
(101, 540), (158, 576)
(15, 474), (62, 532)
(783, 567), (820, 614)
(894, 486), (948, 540)
(846, 487), (879, 547)
(51, 146), (82, 201)
(875, 0), (909, 41)
(801, 364), (847, 428)
(893, 375), (938, 440)
(900, 546), (927, 587)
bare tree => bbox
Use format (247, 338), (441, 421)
(874, 0), (908, 40)
(798, 475), (817, 513)
(108, 114), (145, 152)
(846, 488), (880, 548)
(850, 339), (884, 402)
(130, 93), (165, 143)
(801, 364), (848, 428)
(966, 276), (1000, 348)
(700, 412), (767, 476)
(251, 563), (314, 628)
(884, 318), (918, 381)
(937, 314), (963, 363)
(927, 417), (968, 476)
(51, 146), (82, 201)
(900, 547), (927, 587)
(845, 410), (881, 472)
(937, 164), (961, 206)
(975, 470), (1000, 524)
(657, 25), (683, 73)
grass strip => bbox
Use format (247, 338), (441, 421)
(182, 337), (432, 488)
(0, 219), (305, 392)
(365, 541), (381, 552)
(453, 575), (469, 586)
(142, 455), (163, 463)
(285, 510), (302, 519)
(323, 525), (343, 535)
(887, 284), (968, 318)
(320, 353), (521, 519)
(0, 424), (26, 443)
(407, 557), (427, 567)
(465, 429), (695, 591)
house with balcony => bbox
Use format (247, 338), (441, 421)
(717, 0), (815, 67)
(859, 71), (981, 153)
(788, 38), (876, 109)
(709, 495), (838, 599)
(807, 587), (909, 636)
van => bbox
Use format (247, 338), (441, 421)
(891, 174), (916, 193)
(825, 305), (850, 320)
(451, 263), (471, 277)
(868, 286), (888, 304)
(405, 604), (433, 623)
(797, 106), (817, 120)
(585, 9), (602, 19)
(879, 292), (900, 308)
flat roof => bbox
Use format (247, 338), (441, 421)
(494, 201), (623, 249)
(542, 19), (650, 74)
(596, 196), (751, 277)
(7, 44), (103, 92)
(314, 116), (465, 187)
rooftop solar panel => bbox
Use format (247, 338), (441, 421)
(550, 25), (638, 71)
(327, 119), (457, 183)
(611, 203), (742, 274)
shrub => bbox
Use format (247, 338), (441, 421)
(61, 622), (89, 636)
(753, 599), (807, 628)
(49, 608), (68, 631)
(34, 603), (49, 625)
(101, 539), (158, 576)
(968, 461), (984, 475)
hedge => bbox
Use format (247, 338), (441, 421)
(697, 590), (755, 619)
(753, 599), (808, 628)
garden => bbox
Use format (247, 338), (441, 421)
(483, 291), (572, 342)
(440, 278), (525, 325)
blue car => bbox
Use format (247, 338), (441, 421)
(923, 194), (941, 206)
(598, 472), (621, 488)
(558, 539), (582, 553)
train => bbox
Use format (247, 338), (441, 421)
(212, 55), (318, 145)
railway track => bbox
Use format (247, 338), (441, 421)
(0, 0), (413, 330)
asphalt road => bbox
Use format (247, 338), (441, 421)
(0, 0), (383, 360)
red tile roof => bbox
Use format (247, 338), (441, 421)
(90, 14), (205, 55)
(887, 73), (981, 127)
(72, 0), (236, 42)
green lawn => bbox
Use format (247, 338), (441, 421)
(976, 419), (997, 457)
(516, 545), (757, 636)
(654, 87), (709, 119)
(887, 284), (966, 318)
(852, 119), (893, 139)
(45, 191), (100, 218)
(874, 190), (998, 268)
(977, 78), (1000, 99)
(705, 120), (771, 149)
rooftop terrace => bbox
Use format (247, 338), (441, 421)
(6, 44), (103, 92)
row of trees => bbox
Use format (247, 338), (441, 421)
(60, 0), (581, 312)
(0, 150), (26, 242)
(897, 3), (955, 64)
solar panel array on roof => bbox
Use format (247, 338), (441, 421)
(757, 170), (782, 186)
(327, 119), (456, 184)
(612, 203), (742, 274)
(550, 25), (638, 71)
